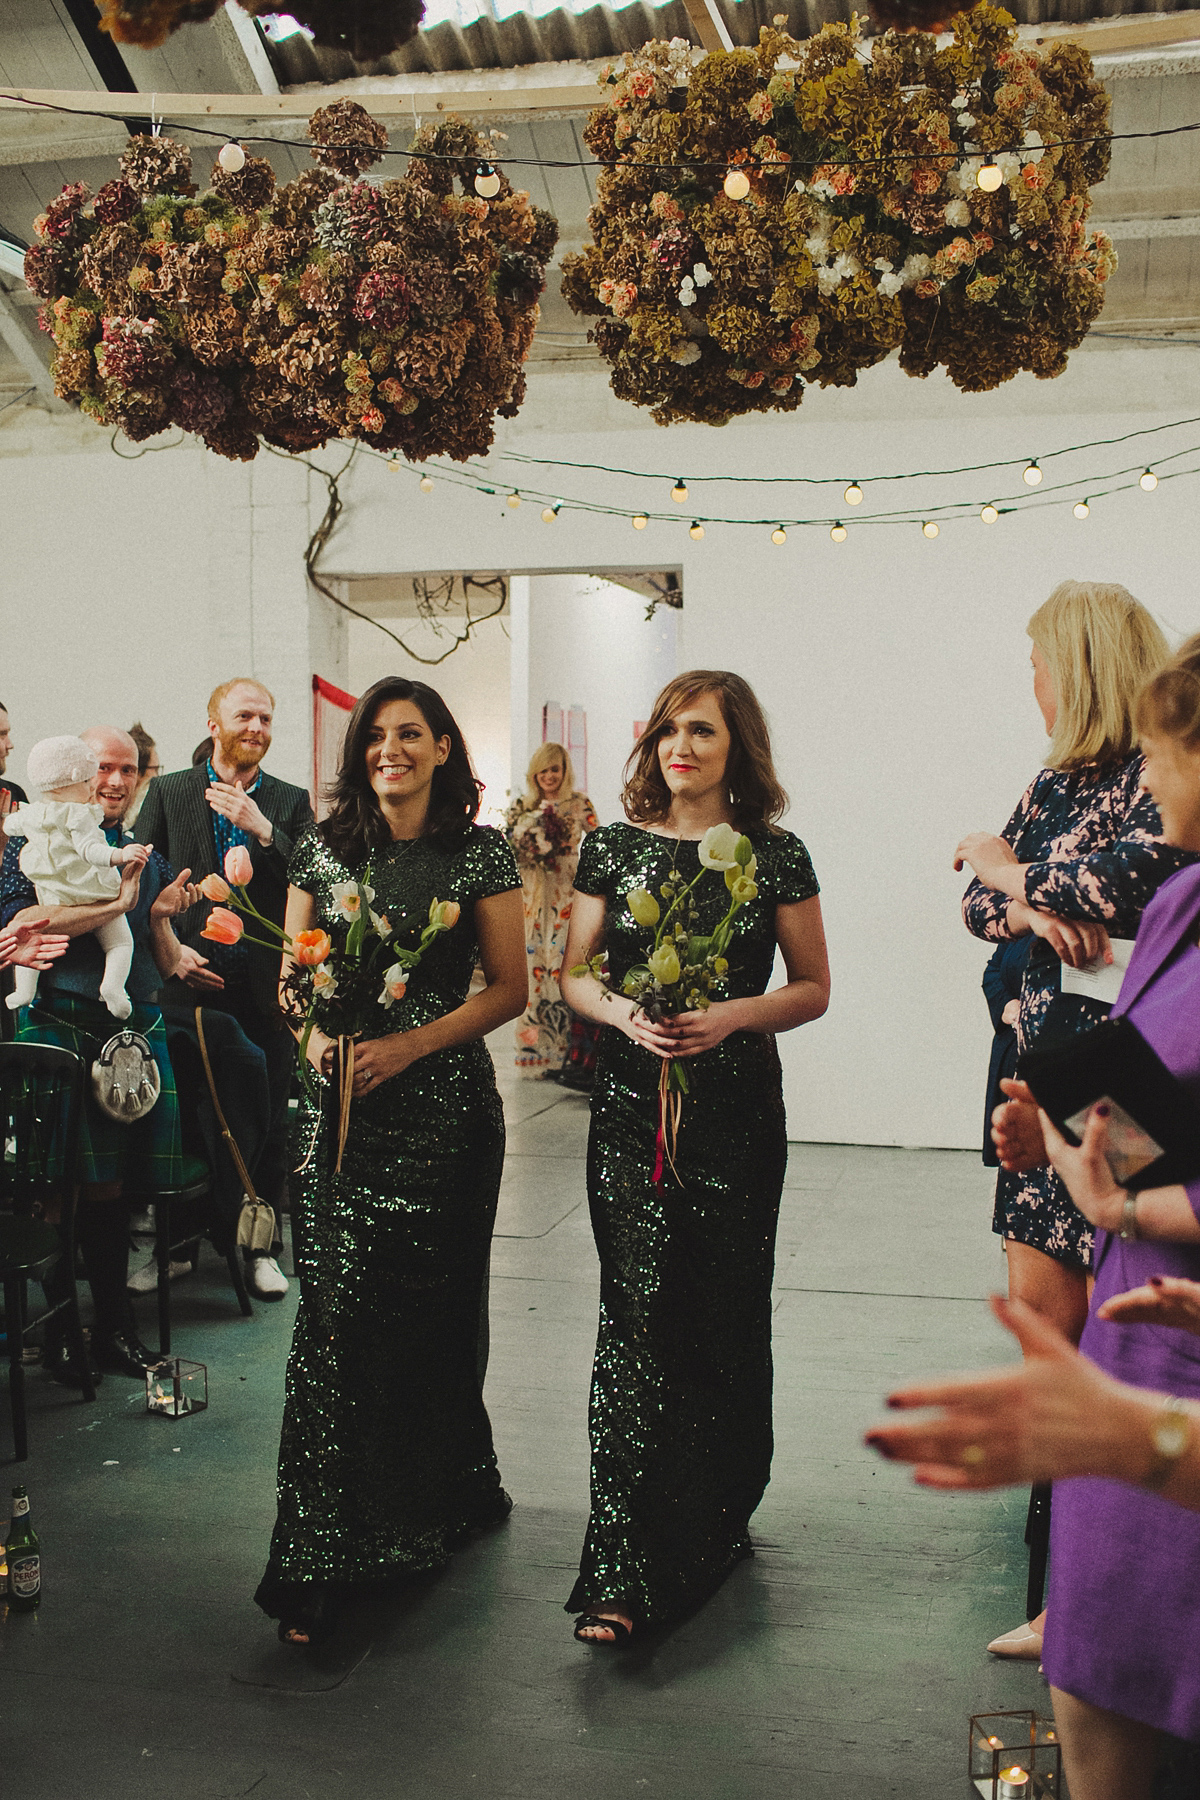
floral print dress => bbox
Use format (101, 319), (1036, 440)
(506, 791), (599, 1075)
(963, 754), (1193, 1268)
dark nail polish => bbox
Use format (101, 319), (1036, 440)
(1095, 1102), (1111, 1117)
(1149, 1275), (1164, 1288)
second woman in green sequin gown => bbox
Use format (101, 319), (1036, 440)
(561, 674), (829, 1637)
(255, 679), (526, 1641)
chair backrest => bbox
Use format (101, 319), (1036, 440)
(0, 1042), (86, 1204)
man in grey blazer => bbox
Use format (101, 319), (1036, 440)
(136, 678), (313, 1298)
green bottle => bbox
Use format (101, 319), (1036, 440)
(7, 1487), (41, 1612)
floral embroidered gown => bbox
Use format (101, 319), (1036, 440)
(255, 823), (520, 1628)
(507, 791), (598, 1075)
(963, 755), (1192, 1269)
(566, 822), (820, 1628)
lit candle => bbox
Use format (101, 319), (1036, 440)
(998, 1769), (1030, 1798)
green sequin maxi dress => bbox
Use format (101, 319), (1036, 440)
(566, 823), (820, 1628)
(255, 824), (521, 1629)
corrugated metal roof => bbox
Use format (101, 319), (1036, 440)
(265, 0), (1200, 79)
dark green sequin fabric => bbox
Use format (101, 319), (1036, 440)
(256, 824), (520, 1623)
(566, 823), (820, 1628)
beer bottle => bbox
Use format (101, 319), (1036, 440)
(7, 1487), (41, 1612)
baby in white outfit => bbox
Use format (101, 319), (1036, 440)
(4, 735), (148, 1020)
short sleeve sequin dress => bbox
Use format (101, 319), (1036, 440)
(962, 756), (1191, 1269)
(255, 823), (521, 1632)
(566, 822), (820, 1628)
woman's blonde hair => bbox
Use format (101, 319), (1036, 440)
(1136, 631), (1200, 749)
(622, 670), (788, 830)
(1028, 581), (1170, 769)
(522, 741), (576, 808)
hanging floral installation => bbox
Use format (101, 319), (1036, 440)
(96, 1), (426, 59)
(27, 102), (557, 462)
(560, 5), (1115, 427)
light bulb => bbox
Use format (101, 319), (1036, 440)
(671, 478), (688, 503)
(830, 521), (847, 542)
(386, 455), (402, 473)
(922, 520), (939, 539)
(689, 520), (705, 540)
(771, 526), (787, 545)
(541, 502), (561, 522)
(977, 157), (1003, 192)
(506, 490), (521, 508)
(843, 481), (863, 507)
(474, 165), (501, 199)
(980, 503), (999, 523)
(419, 475), (434, 493)
(1140, 468), (1158, 491)
(1073, 499), (1090, 519)
(218, 142), (246, 174)
(632, 512), (649, 530)
(723, 168), (751, 201)
(1023, 460), (1043, 486)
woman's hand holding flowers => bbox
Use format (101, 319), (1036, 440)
(351, 1032), (417, 1095)
(663, 1000), (746, 1057)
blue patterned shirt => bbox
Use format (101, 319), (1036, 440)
(205, 758), (262, 982)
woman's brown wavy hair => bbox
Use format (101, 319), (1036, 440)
(1136, 631), (1200, 749)
(621, 670), (788, 831)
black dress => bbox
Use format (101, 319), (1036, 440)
(255, 824), (520, 1630)
(566, 822), (820, 1628)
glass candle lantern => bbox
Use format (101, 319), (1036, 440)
(145, 1358), (208, 1418)
(969, 1712), (1062, 1798)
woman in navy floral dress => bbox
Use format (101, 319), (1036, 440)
(956, 582), (1192, 1656)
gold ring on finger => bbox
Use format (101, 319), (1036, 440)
(962, 1444), (986, 1467)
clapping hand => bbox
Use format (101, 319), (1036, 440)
(1099, 1276), (1200, 1337)
(1040, 1104), (1126, 1231)
(991, 1078), (1048, 1171)
(174, 944), (225, 991)
(150, 866), (203, 923)
(207, 781), (272, 845)
(0, 919), (68, 971)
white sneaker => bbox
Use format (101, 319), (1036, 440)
(126, 1250), (192, 1293)
(247, 1254), (289, 1300)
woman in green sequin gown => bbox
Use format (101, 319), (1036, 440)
(254, 678), (526, 1645)
(561, 672), (831, 1643)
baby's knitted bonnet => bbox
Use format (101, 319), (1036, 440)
(26, 735), (99, 795)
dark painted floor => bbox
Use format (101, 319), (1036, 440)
(2, 1053), (1049, 1800)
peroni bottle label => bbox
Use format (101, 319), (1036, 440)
(11, 1494), (29, 1518)
(9, 1554), (40, 1599)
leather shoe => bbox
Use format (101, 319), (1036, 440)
(93, 1331), (161, 1377)
(43, 1340), (103, 1389)
(246, 1254), (289, 1300)
(986, 1622), (1044, 1660)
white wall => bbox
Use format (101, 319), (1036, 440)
(4, 343), (1199, 1148)
(525, 574), (678, 826)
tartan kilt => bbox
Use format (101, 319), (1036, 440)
(15, 991), (183, 1189)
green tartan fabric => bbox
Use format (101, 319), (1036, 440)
(14, 994), (183, 1189)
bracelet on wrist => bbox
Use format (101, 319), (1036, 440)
(1118, 1191), (1140, 1242)
(1144, 1396), (1191, 1491)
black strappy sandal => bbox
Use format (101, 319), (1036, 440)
(573, 1613), (633, 1646)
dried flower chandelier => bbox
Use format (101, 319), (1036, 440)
(26, 101), (557, 461)
(561, 6), (1116, 425)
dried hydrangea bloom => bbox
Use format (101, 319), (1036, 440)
(212, 152), (277, 214)
(120, 135), (194, 199)
(309, 101), (390, 179)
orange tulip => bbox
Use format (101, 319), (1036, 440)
(224, 844), (254, 887)
(199, 873), (231, 903)
(293, 929), (332, 967)
(201, 906), (244, 946)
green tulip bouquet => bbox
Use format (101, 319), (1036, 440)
(574, 821), (759, 1182)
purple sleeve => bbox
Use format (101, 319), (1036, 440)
(962, 777), (1036, 943)
(1023, 775), (1192, 932)
(1187, 1181), (1200, 1227)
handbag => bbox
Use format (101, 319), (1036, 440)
(91, 1028), (161, 1123)
(193, 1008), (276, 1253)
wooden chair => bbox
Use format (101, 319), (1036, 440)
(0, 1043), (96, 1461)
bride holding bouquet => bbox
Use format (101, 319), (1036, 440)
(559, 670), (830, 1644)
(506, 743), (598, 1078)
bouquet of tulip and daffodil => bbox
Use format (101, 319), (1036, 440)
(573, 822), (759, 1183)
(199, 845), (459, 1167)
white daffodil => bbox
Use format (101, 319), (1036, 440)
(312, 963), (338, 999)
(377, 963), (408, 1008)
(331, 879), (374, 920)
(698, 822), (741, 870)
(370, 909), (393, 938)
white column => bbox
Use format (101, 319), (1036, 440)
(508, 574), (531, 796)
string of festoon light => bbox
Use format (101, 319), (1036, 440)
(369, 416), (1200, 544)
